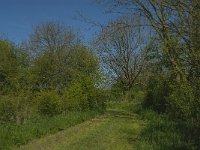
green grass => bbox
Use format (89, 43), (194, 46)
(132, 109), (198, 150)
(0, 111), (98, 150)
(2, 102), (195, 150)
(15, 102), (145, 150)
(104, 101), (197, 150)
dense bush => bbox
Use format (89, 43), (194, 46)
(0, 40), (18, 95)
(0, 95), (16, 122)
(167, 82), (197, 119)
(142, 77), (200, 148)
(143, 75), (170, 113)
(143, 76), (200, 118)
(37, 91), (62, 116)
(166, 82), (200, 147)
(109, 82), (124, 102)
(0, 93), (33, 124)
(122, 87), (146, 102)
(93, 90), (107, 112)
(62, 78), (106, 112)
(62, 82), (89, 111)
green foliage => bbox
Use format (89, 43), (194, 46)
(141, 77), (200, 149)
(135, 111), (191, 150)
(143, 75), (170, 113)
(32, 52), (61, 90)
(93, 89), (107, 112)
(108, 81), (145, 103)
(109, 82), (124, 102)
(107, 101), (134, 112)
(0, 40), (32, 95)
(62, 81), (89, 111)
(32, 45), (99, 91)
(0, 40), (18, 94)
(0, 111), (98, 150)
(0, 92), (34, 124)
(0, 95), (16, 122)
(0, 40), (17, 74)
(69, 46), (99, 78)
(166, 82), (200, 147)
(62, 77), (106, 112)
(37, 91), (62, 116)
(122, 87), (145, 103)
(167, 82), (197, 119)
(0, 35), (107, 149)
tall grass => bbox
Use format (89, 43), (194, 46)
(0, 111), (98, 150)
(134, 109), (198, 150)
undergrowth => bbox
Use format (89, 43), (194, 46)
(0, 111), (98, 150)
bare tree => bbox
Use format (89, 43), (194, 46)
(100, 0), (200, 82)
(25, 21), (82, 90)
(94, 16), (152, 91)
(29, 21), (79, 56)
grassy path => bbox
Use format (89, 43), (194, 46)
(16, 103), (144, 150)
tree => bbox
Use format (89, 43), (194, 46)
(27, 21), (83, 90)
(101, 0), (200, 83)
(94, 16), (152, 91)
(29, 21), (79, 56)
(0, 40), (18, 94)
(68, 45), (99, 80)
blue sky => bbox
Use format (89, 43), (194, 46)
(0, 0), (115, 43)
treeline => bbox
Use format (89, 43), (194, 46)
(1, 0), (200, 149)
(95, 0), (200, 149)
(0, 22), (106, 125)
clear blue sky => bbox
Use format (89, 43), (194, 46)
(0, 0), (115, 43)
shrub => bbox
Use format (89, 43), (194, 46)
(166, 82), (200, 147)
(37, 91), (62, 116)
(143, 75), (170, 113)
(0, 95), (16, 122)
(167, 82), (197, 119)
(0, 93), (33, 124)
(123, 87), (145, 102)
(62, 82), (89, 111)
(93, 90), (107, 112)
(62, 78), (107, 112)
(109, 82), (124, 102)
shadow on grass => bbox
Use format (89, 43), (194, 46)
(107, 102), (197, 150)
(130, 110), (197, 150)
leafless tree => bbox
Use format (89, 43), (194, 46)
(29, 21), (79, 56)
(99, 0), (200, 82)
(94, 16), (153, 90)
